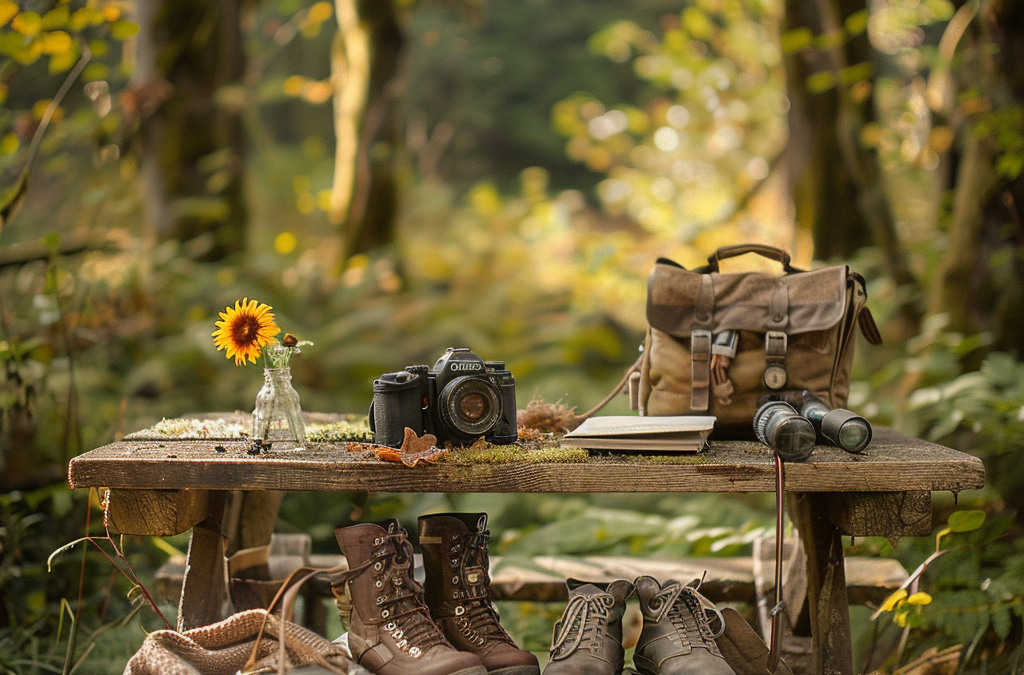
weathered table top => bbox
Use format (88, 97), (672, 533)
(67, 418), (985, 495)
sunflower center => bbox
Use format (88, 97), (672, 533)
(231, 314), (263, 346)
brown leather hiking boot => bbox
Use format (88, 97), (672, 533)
(331, 519), (487, 675)
(633, 576), (735, 675)
(543, 578), (634, 675)
(418, 513), (539, 675)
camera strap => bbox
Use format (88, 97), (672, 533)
(767, 453), (785, 672)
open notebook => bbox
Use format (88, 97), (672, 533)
(560, 416), (716, 452)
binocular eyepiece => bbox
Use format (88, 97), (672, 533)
(753, 390), (872, 462)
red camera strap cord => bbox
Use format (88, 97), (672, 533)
(767, 453), (785, 673)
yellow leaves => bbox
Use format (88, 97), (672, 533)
(469, 183), (502, 217)
(1, 132), (19, 155)
(109, 20), (138, 40)
(316, 189), (332, 212)
(307, 2), (333, 24)
(41, 6), (70, 29)
(32, 99), (63, 123)
(12, 11), (42, 36)
(302, 80), (332, 104)
(274, 231), (298, 255)
(36, 30), (72, 55)
(283, 75), (306, 96)
(0, 1), (18, 28)
(290, 177), (333, 216)
(681, 7), (714, 41)
(299, 2), (332, 38)
(878, 588), (908, 615)
(282, 75), (333, 103)
(872, 587), (932, 629)
(906, 592), (933, 606)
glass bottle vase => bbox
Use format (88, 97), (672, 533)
(252, 367), (306, 451)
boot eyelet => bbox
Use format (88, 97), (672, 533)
(396, 639), (408, 649)
(375, 580), (383, 588)
(392, 629), (404, 640)
(374, 562), (383, 571)
(409, 647), (421, 658)
(452, 576), (459, 584)
(454, 605), (465, 616)
(385, 621), (396, 631)
(377, 595), (387, 605)
(450, 559), (458, 566)
(381, 609), (390, 618)
(374, 538), (382, 545)
(450, 535), (458, 541)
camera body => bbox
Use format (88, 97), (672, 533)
(371, 348), (518, 448)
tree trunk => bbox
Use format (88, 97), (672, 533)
(929, 0), (1024, 356)
(144, 0), (249, 260)
(330, 0), (405, 267)
(783, 0), (921, 338)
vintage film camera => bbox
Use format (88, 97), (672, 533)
(371, 348), (518, 448)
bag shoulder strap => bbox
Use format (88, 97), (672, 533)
(569, 353), (644, 427)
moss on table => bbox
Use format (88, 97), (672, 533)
(125, 416), (719, 465)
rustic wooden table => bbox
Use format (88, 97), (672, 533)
(67, 418), (984, 675)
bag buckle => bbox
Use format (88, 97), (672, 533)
(691, 330), (712, 359)
(691, 330), (713, 411)
(765, 331), (787, 356)
(764, 331), (788, 390)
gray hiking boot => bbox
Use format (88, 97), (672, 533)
(633, 576), (734, 675)
(543, 578), (634, 675)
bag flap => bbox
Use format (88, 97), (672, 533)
(647, 260), (849, 336)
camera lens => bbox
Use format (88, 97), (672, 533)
(438, 377), (502, 438)
(459, 392), (489, 422)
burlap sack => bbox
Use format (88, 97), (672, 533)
(123, 609), (363, 675)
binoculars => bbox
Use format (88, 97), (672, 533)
(753, 390), (872, 462)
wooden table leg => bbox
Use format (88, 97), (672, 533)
(175, 489), (287, 629)
(789, 492), (853, 675)
(225, 490), (286, 611)
(177, 491), (229, 631)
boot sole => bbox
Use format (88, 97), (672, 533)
(451, 668), (489, 675)
(489, 668), (540, 675)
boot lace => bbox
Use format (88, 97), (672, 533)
(332, 529), (448, 658)
(448, 529), (515, 646)
(548, 591), (616, 661)
(665, 584), (725, 647)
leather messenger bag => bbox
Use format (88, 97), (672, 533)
(631, 244), (882, 435)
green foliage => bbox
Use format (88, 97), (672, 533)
(552, 0), (787, 239)
(975, 107), (1024, 181)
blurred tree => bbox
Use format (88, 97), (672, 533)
(782, 0), (921, 337)
(330, 0), (404, 265)
(928, 0), (1024, 356)
(132, 0), (248, 260)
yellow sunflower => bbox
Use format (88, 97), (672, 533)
(212, 298), (281, 365)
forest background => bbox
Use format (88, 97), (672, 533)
(2, 0), (1024, 672)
